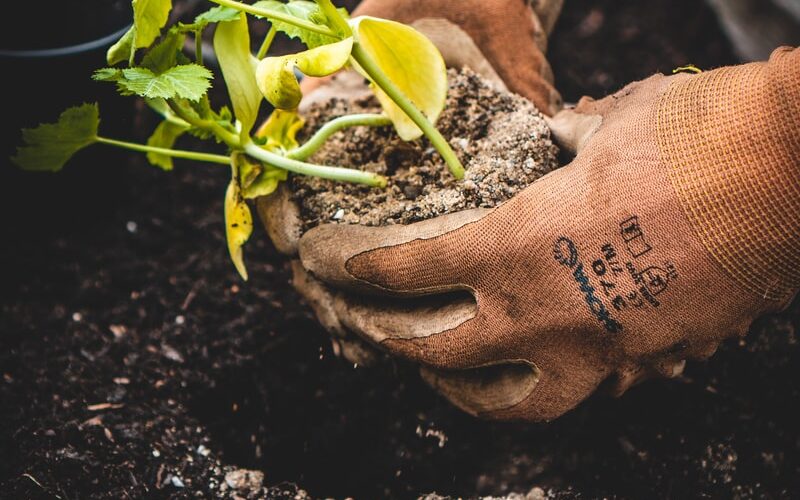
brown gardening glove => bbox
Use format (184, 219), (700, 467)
(296, 47), (800, 421)
(257, 0), (564, 363)
(299, 0), (563, 116)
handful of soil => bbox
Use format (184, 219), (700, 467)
(293, 68), (561, 229)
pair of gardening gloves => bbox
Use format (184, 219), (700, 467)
(260, 0), (800, 421)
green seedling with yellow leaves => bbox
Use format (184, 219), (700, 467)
(12, 0), (464, 280)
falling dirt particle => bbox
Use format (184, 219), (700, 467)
(86, 402), (124, 411)
(161, 344), (185, 363)
(108, 324), (127, 339)
(415, 425), (448, 448)
(224, 468), (264, 493)
(81, 416), (104, 428)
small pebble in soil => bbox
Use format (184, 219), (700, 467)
(293, 67), (560, 229)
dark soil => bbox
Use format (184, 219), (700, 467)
(293, 68), (558, 228)
(3, 1), (799, 499)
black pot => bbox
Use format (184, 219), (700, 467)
(1, 2), (136, 248)
(2, 1), (132, 159)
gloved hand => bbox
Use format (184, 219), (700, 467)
(257, 0), (565, 363)
(296, 47), (800, 421)
(299, 0), (563, 116)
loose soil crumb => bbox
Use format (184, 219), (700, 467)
(293, 68), (560, 228)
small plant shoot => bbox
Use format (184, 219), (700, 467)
(12, 0), (465, 280)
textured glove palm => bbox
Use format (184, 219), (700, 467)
(298, 47), (800, 421)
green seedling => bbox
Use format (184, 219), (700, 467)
(12, 0), (465, 280)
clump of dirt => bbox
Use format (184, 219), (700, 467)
(292, 68), (560, 228)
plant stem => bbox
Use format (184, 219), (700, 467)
(256, 26), (277, 59)
(243, 141), (386, 187)
(195, 30), (203, 62)
(350, 43), (465, 179)
(314, 0), (351, 37)
(167, 99), (241, 149)
(96, 137), (231, 164)
(288, 113), (391, 161)
(208, 0), (336, 37)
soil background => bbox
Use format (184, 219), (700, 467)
(1, 1), (798, 499)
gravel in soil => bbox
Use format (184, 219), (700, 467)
(293, 68), (559, 228)
(2, 0), (799, 499)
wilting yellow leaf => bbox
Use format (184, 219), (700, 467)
(256, 37), (353, 109)
(224, 176), (253, 280)
(350, 16), (446, 140)
(256, 109), (305, 152)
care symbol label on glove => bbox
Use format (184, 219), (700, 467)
(553, 215), (679, 334)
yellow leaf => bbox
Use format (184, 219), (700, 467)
(350, 16), (447, 140)
(255, 37), (353, 109)
(224, 176), (253, 280)
(214, 14), (262, 138)
(255, 109), (305, 151)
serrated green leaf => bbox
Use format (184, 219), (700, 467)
(225, 171), (253, 280)
(194, 6), (241, 25)
(93, 68), (123, 81)
(134, 0), (172, 49)
(256, 37), (352, 109)
(107, 27), (135, 65)
(146, 120), (189, 170)
(119, 65), (212, 101)
(12, 103), (99, 172)
(255, 109), (304, 151)
(213, 14), (261, 138)
(251, 0), (345, 48)
(142, 29), (186, 73)
(177, 6), (241, 34)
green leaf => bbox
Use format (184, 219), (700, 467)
(146, 120), (189, 170)
(251, 0), (345, 48)
(177, 6), (241, 34)
(93, 68), (123, 81)
(256, 37), (353, 109)
(142, 29), (186, 73)
(12, 103), (99, 172)
(194, 6), (241, 25)
(213, 13), (262, 138)
(255, 109), (304, 151)
(107, 27), (135, 65)
(107, 0), (172, 65)
(242, 166), (287, 199)
(235, 153), (287, 199)
(225, 170), (253, 280)
(351, 16), (447, 140)
(118, 65), (212, 101)
(133, 0), (173, 50)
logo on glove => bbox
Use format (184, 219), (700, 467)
(554, 237), (623, 334)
